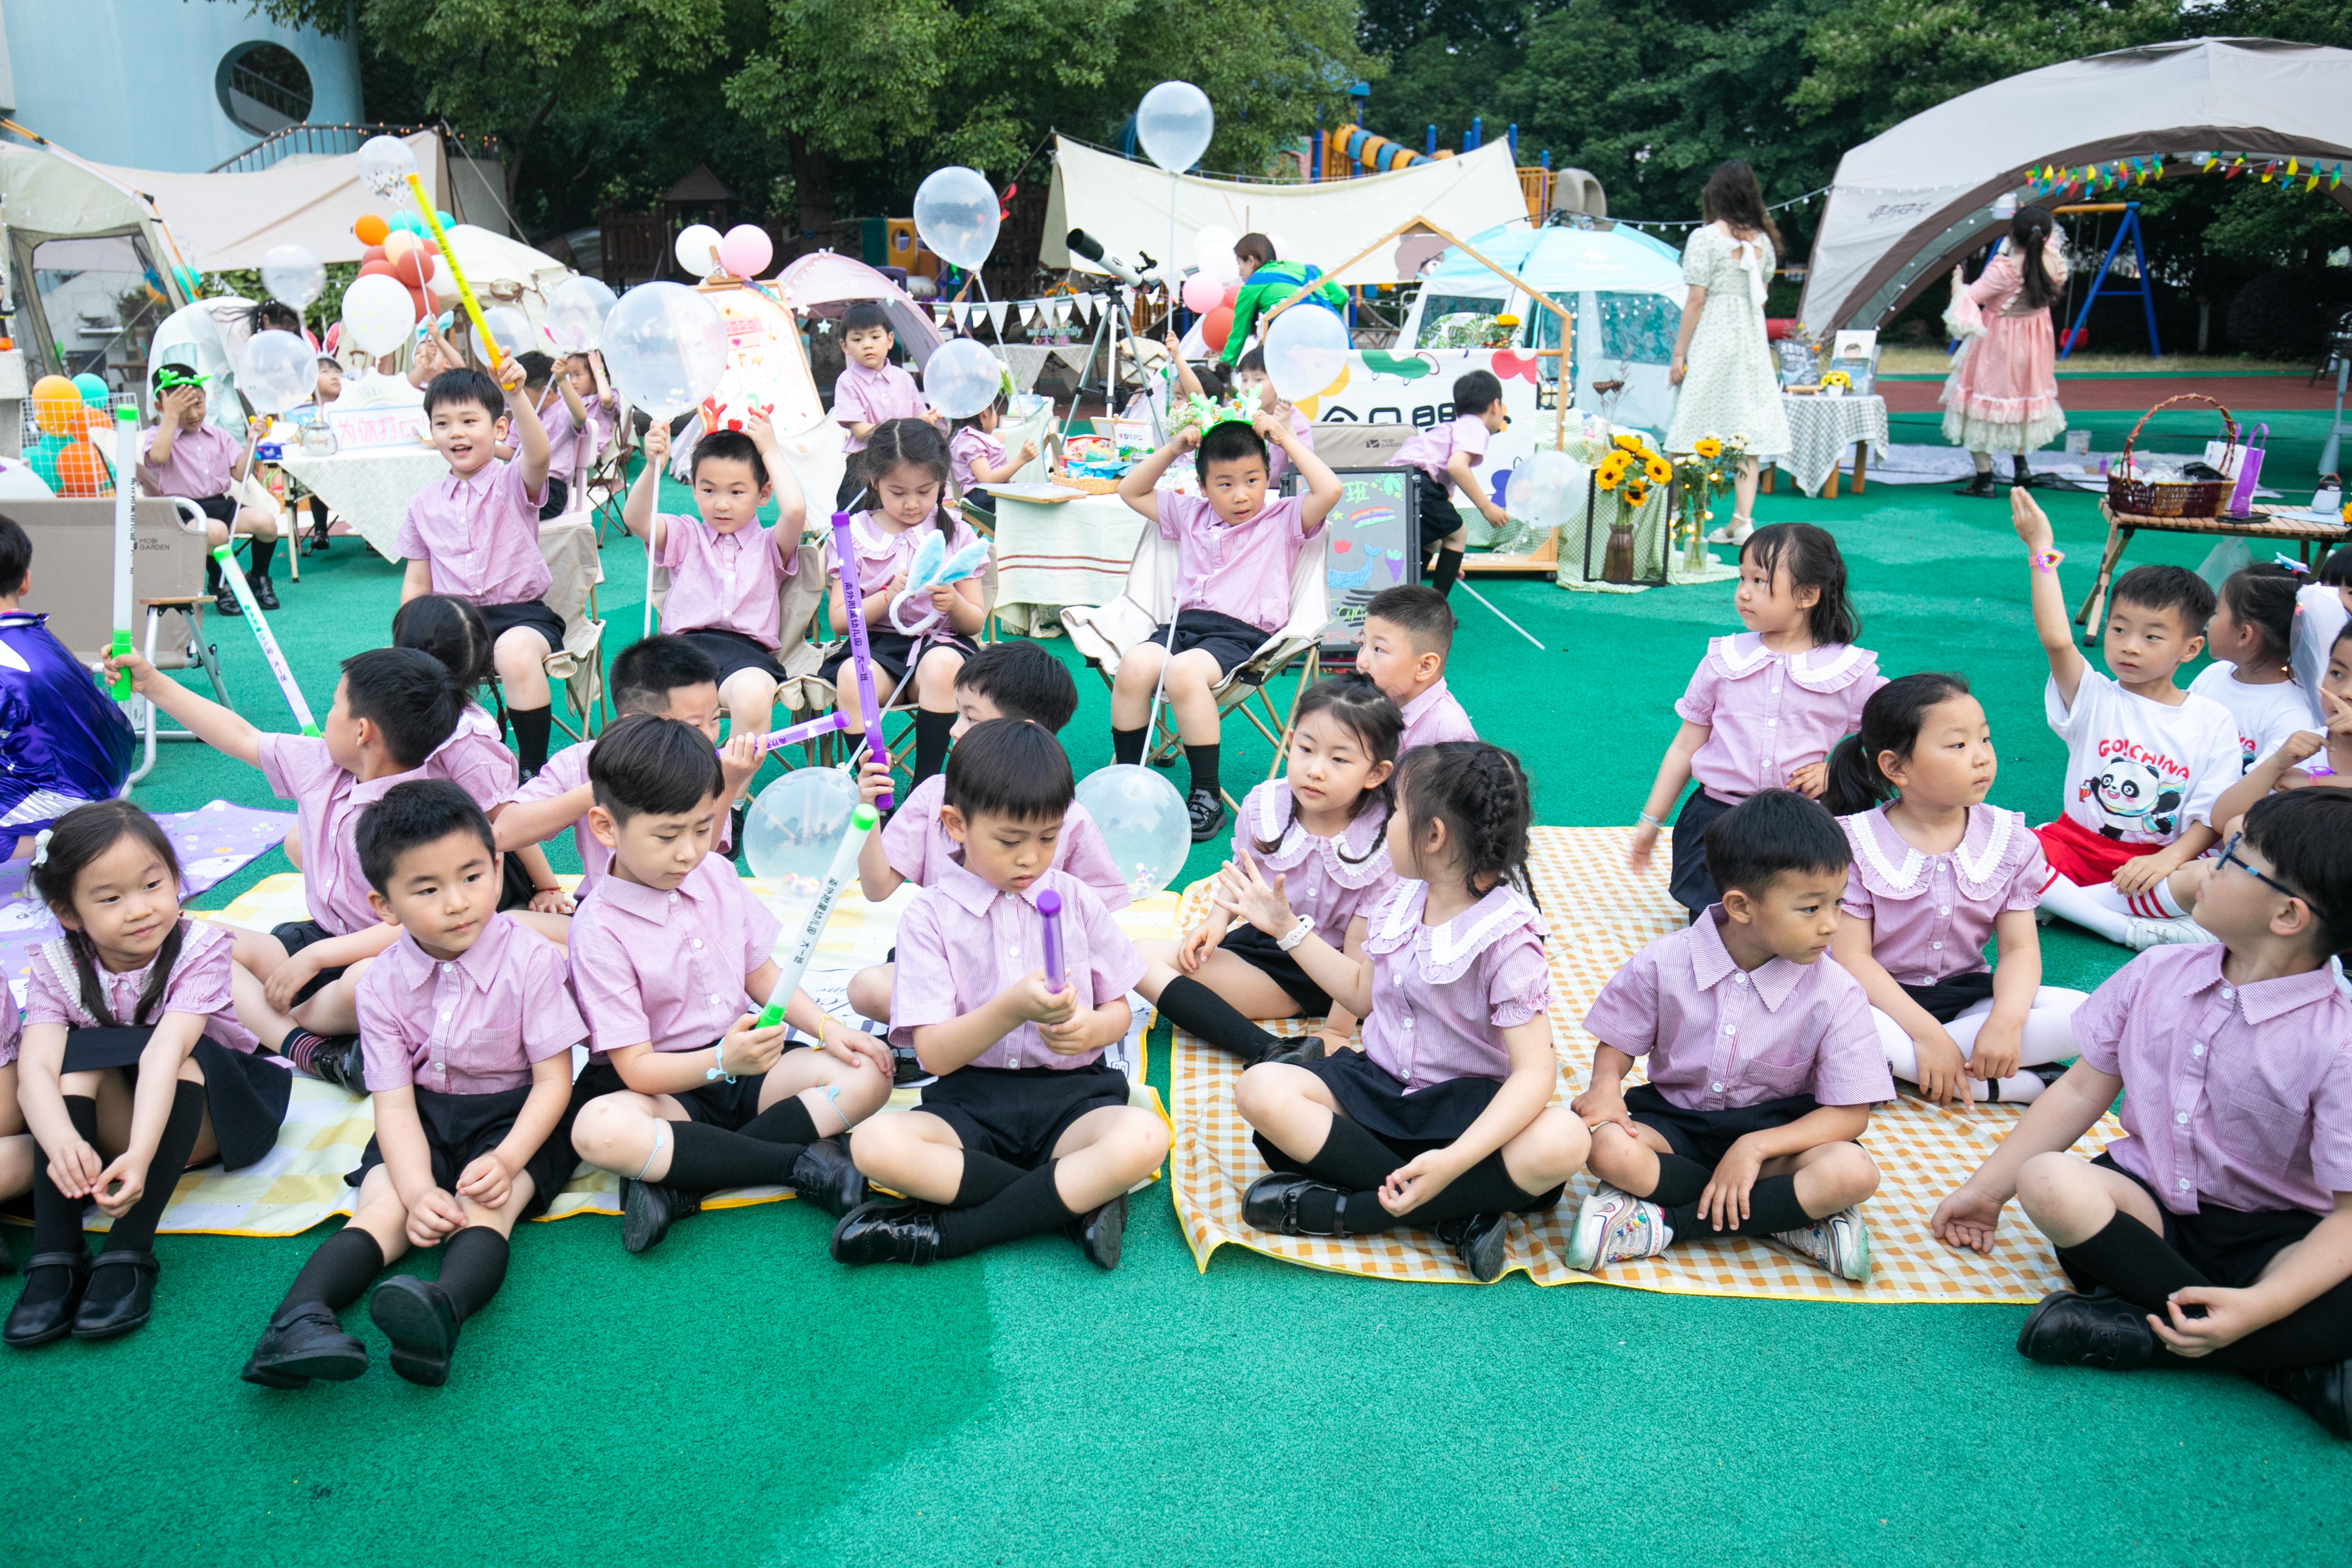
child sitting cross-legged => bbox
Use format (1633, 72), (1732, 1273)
(238, 783), (583, 1389)
(1570, 789), (1893, 1283)
(1356, 585), (1475, 755)
(1223, 742), (1590, 1283)
(566, 717), (892, 1254)
(830, 721), (1170, 1271)
(2012, 489), (2240, 949)
(1932, 789), (2352, 1439)
(1114, 412), (1342, 841)
(1823, 672), (2087, 1107)
(103, 645), (468, 1093)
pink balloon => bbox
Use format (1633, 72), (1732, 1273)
(1221, 282), (1240, 307)
(718, 224), (774, 279)
(1180, 274), (1223, 314)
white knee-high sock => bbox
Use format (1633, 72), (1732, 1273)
(2033, 875), (2141, 943)
(1871, 1005), (1918, 1081)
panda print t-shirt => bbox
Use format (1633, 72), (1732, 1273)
(2045, 669), (2241, 846)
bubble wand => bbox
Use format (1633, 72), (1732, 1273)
(212, 543), (319, 735)
(404, 172), (504, 373)
(754, 802), (880, 1029)
(107, 408), (136, 699)
(1036, 889), (1066, 992)
(730, 711), (849, 757)
(829, 510), (893, 810)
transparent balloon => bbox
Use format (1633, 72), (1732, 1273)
(601, 282), (730, 420)
(673, 223), (723, 278)
(923, 337), (1004, 421)
(470, 303), (533, 363)
(1262, 303), (1349, 399)
(238, 330), (318, 415)
(911, 166), (1000, 272)
(743, 768), (859, 914)
(357, 134), (421, 204)
(717, 224), (773, 279)
(544, 274), (618, 352)
(1510, 449), (1578, 528)
(1073, 765), (1191, 898)
(1136, 81), (1214, 174)
(260, 243), (326, 310)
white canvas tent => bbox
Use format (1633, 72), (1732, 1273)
(1043, 136), (1528, 287)
(88, 131), (446, 271)
(1797, 38), (2352, 336)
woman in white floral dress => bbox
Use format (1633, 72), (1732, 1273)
(1666, 161), (1792, 546)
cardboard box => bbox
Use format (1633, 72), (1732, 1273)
(9, 497), (206, 662)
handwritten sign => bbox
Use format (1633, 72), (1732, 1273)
(1322, 468), (1415, 649)
(326, 404), (430, 451)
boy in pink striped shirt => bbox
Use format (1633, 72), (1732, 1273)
(140, 363), (281, 615)
(831, 301), (937, 507)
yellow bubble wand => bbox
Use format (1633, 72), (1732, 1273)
(406, 172), (503, 372)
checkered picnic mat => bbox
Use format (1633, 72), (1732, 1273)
(1167, 826), (2120, 1301)
(53, 874), (1181, 1238)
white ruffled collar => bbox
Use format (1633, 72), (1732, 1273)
(1364, 880), (1543, 985)
(1840, 803), (2027, 903)
(1704, 633), (1876, 693)
(1246, 780), (1392, 889)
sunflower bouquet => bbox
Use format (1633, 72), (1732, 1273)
(1670, 432), (1750, 572)
(1590, 432), (1672, 581)
(1819, 369), (1853, 395)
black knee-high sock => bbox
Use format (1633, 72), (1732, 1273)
(205, 554), (223, 594)
(277, 1227), (385, 1314)
(1409, 1150), (1560, 1227)
(933, 1160), (1078, 1258)
(435, 1226), (509, 1321)
(102, 1081), (205, 1259)
(659, 1121), (800, 1191)
(1292, 1116), (1406, 1234)
(1186, 744), (1220, 800)
(1155, 975), (1283, 1061)
(741, 1096), (820, 1151)
(948, 1150), (1029, 1209)
(22, 1096), (100, 1303)
(510, 705), (553, 775)
(1431, 547), (1465, 597)
(2205, 1276), (2352, 1373)
(248, 534), (278, 579)
(912, 710), (956, 785)
(2055, 1211), (2208, 1314)
(1112, 725), (1147, 766)
(1660, 1172), (1813, 1241)
(1644, 1152), (1713, 1207)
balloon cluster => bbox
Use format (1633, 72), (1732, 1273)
(673, 223), (775, 281)
(1181, 224), (1245, 348)
(28, 374), (118, 495)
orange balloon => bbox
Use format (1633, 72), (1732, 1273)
(55, 438), (111, 496)
(31, 374), (80, 436)
(354, 214), (389, 247)
(390, 249), (430, 288)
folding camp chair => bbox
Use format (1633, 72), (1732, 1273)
(1061, 528), (1330, 813)
(645, 537), (836, 747)
(535, 509), (610, 743)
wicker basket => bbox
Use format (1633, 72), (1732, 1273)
(1049, 470), (1123, 494)
(2107, 393), (2235, 519)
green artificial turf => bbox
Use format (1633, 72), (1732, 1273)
(9, 448), (2352, 1565)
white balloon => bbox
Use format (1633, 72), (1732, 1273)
(1262, 303), (1349, 399)
(742, 769), (858, 906)
(260, 243), (325, 310)
(470, 303), (533, 363)
(912, 166), (1000, 272)
(357, 134), (421, 204)
(1074, 765), (1191, 898)
(1194, 225), (1240, 282)
(339, 273), (417, 356)
(923, 337), (1005, 420)
(425, 254), (458, 303)
(1512, 449), (1577, 526)
(601, 281), (730, 419)
(1136, 81), (1215, 174)
(237, 329), (317, 415)
(544, 274), (618, 352)
(673, 223), (724, 278)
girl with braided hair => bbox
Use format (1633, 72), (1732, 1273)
(1213, 742), (1587, 1281)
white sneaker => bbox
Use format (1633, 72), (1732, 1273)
(2123, 914), (2217, 951)
(1774, 1206), (1872, 1281)
(1566, 1184), (1672, 1272)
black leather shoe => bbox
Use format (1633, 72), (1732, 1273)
(1954, 470), (1998, 498)
(310, 1034), (365, 1093)
(370, 1275), (460, 1387)
(620, 1178), (703, 1254)
(2016, 1289), (2160, 1370)
(1067, 1193), (1127, 1270)
(1437, 1211), (1512, 1283)
(830, 1200), (941, 1265)
(891, 1045), (931, 1086)
(71, 1250), (159, 1340)
(242, 1303), (368, 1388)
(1256, 1036), (1327, 1070)
(789, 1136), (867, 1220)
(214, 581), (244, 617)
(1187, 787), (1227, 843)
(2261, 1359), (2352, 1439)
(1241, 1174), (1368, 1238)
(4, 1252), (90, 1348)
(250, 573), (281, 611)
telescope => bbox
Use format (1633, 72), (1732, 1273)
(1066, 229), (1154, 289)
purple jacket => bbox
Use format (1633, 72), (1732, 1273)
(1, 612), (134, 833)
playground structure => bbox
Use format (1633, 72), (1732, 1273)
(1299, 89), (1606, 225)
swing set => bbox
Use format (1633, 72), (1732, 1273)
(2054, 201), (2160, 359)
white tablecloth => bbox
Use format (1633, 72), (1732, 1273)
(1776, 394), (1889, 497)
(276, 446), (450, 561)
(989, 491), (1148, 634)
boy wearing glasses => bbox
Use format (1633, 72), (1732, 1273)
(1931, 789), (2352, 1439)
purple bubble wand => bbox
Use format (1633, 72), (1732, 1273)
(829, 510), (893, 810)
(1037, 888), (1066, 991)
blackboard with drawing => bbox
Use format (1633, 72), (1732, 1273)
(1322, 468), (1417, 650)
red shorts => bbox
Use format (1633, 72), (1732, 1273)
(2033, 814), (2151, 888)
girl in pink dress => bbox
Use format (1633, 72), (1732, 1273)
(1944, 204), (2068, 496)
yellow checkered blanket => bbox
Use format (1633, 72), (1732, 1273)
(1168, 826), (2119, 1302)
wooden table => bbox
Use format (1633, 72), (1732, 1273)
(2076, 501), (2351, 644)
